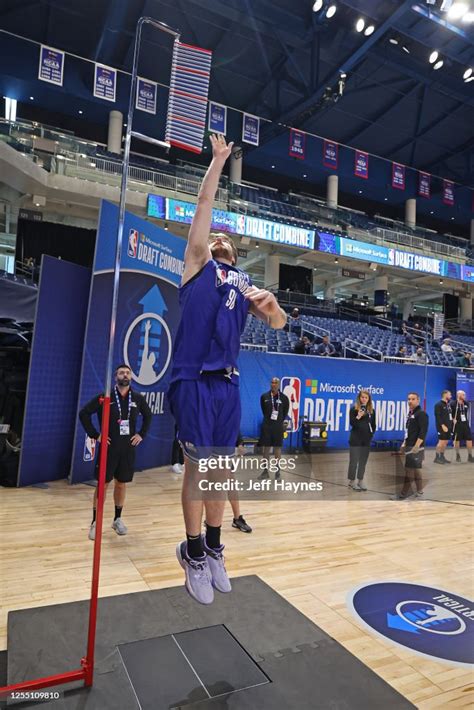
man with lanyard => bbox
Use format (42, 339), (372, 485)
(168, 134), (286, 605)
(451, 390), (474, 463)
(434, 389), (453, 465)
(79, 364), (152, 540)
(392, 392), (429, 500)
(258, 377), (290, 480)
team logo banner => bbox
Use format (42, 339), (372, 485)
(70, 201), (186, 483)
(38, 45), (65, 86)
(289, 129), (306, 160)
(242, 113), (260, 146)
(354, 150), (369, 179)
(392, 163), (405, 190)
(443, 180), (455, 206)
(348, 582), (473, 666)
(208, 102), (227, 135)
(323, 140), (338, 169)
(418, 172), (431, 199)
(94, 63), (117, 102)
(136, 77), (157, 114)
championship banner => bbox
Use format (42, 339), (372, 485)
(239, 351), (455, 448)
(354, 150), (369, 179)
(289, 129), (306, 160)
(392, 163), (405, 190)
(136, 77), (157, 114)
(70, 200), (186, 483)
(418, 172), (431, 199)
(443, 180), (455, 206)
(38, 44), (64, 86)
(94, 63), (117, 102)
(208, 102), (227, 135)
(323, 140), (338, 169)
(242, 113), (260, 146)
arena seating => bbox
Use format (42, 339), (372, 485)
(241, 313), (474, 366)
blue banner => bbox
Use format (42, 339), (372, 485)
(340, 237), (389, 265)
(323, 140), (338, 169)
(70, 201), (186, 483)
(94, 63), (116, 102)
(355, 150), (369, 179)
(18, 257), (90, 486)
(208, 102), (227, 134)
(242, 113), (260, 146)
(392, 162), (405, 190)
(238, 351), (455, 448)
(136, 77), (157, 114)
(38, 44), (64, 86)
(289, 129), (305, 160)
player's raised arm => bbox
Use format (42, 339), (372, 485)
(245, 286), (287, 329)
(182, 134), (234, 284)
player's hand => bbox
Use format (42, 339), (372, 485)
(131, 434), (143, 446)
(411, 445), (420, 454)
(245, 286), (280, 315)
(97, 435), (111, 445)
(356, 410), (365, 419)
(441, 425), (448, 433)
(210, 134), (233, 163)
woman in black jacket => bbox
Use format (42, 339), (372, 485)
(348, 390), (376, 491)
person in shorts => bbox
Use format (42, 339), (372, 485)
(392, 392), (428, 500)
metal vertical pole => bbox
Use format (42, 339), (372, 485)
(83, 16), (179, 687)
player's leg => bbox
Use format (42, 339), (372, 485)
(89, 451), (115, 540)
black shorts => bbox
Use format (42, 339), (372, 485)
(95, 446), (135, 483)
(454, 423), (472, 442)
(259, 421), (284, 448)
(405, 450), (424, 470)
(437, 430), (452, 441)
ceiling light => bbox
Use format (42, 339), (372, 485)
(364, 25), (375, 36)
(402, 45), (410, 54)
(29, 96), (34, 100)
(466, 76), (474, 82)
(356, 18), (365, 32)
(429, 50), (439, 64)
(326, 4), (337, 18)
(312, 0), (323, 11)
(433, 59), (444, 70)
(462, 11), (474, 21)
(303, 174), (307, 177)
(78, 110), (83, 114)
(389, 36), (399, 45)
(271, 164), (275, 169)
(447, 2), (468, 20)
(463, 67), (473, 79)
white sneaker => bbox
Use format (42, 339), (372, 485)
(112, 518), (128, 535)
(88, 522), (96, 541)
(357, 481), (367, 491)
(171, 463), (184, 474)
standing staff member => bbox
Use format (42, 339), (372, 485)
(434, 390), (452, 465)
(451, 390), (474, 463)
(79, 364), (152, 540)
(392, 392), (428, 500)
(258, 377), (290, 480)
(347, 390), (376, 491)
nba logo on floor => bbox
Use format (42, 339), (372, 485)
(128, 228), (138, 258)
(281, 376), (301, 432)
(83, 435), (96, 462)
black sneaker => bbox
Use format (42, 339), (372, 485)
(440, 455), (451, 464)
(468, 455), (474, 463)
(434, 455), (444, 465)
(258, 470), (270, 480)
(456, 454), (462, 463)
(232, 516), (252, 533)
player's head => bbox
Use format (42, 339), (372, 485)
(407, 392), (420, 410)
(457, 389), (466, 402)
(270, 377), (280, 393)
(442, 389), (451, 402)
(209, 233), (237, 265)
(115, 364), (131, 386)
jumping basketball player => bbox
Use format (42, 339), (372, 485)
(168, 134), (287, 604)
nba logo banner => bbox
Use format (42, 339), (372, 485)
(355, 150), (369, 179)
(392, 163), (405, 190)
(289, 129), (306, 160)
(83, 435), (96, 462)
(323, 140), (338, 170)
(419, 172), (430, 199)
(281, 377), (301, 432)
(443, 180), (455, 206)
(242, 114), (260, 146)
(208, 102), (227, 135)
(128, 229), (138, 258)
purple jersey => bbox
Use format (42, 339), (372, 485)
(170, 259), (252, 384)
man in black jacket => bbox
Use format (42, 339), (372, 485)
(451, 390), (474, 463)
(434, 389), (452, 465)
(258, 377), (290, 479)
(79, 364), (152, 540)
(393, 392), (429, 500)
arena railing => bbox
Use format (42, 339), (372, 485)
(384, 356), (426, 365)
(369, 316), (393, 331)
(300, 319), (330, 340)
(343, 339), (383, 361)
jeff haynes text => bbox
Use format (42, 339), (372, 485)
(198, 479), (323, 493)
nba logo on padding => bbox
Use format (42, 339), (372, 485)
(281, 376), (301, 432)
(128, 228), (138, 258)
(83, 435), (96, 462)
